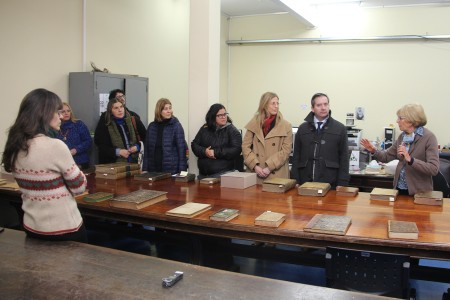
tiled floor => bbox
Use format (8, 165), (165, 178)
(87, 230), (449, 299)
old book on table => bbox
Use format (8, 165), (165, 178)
(388, 220), (419, 239)
(174, 173), (196, 182)
(414, 191), (443, 206)
(336, 186), (359, 197)
(165, 202), (212, 218)
(209, 208), (239, 222)
(370, 188), (399, 201)
(96, 169), (140, 180)
(200, 177), (220, 185)
(303, 214), (352, 235)
(133, 172), (171, 182)
(109, 189), (168, 210)
(262, 178), (297, 193)
(298, 182), (331, 197)
(254, 211), (286, 228)
(95, 163), (140, 175)
(83, 192), (114, 203)
(0, 181), (20, 191)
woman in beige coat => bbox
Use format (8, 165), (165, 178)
(242, 92), (292, 184)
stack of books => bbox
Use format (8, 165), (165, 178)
(95, 163), (140, 180)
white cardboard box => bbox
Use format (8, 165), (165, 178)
(220, 172), (257, 189)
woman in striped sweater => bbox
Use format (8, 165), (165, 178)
(2, 89), (88, 242)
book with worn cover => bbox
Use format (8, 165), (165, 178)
(303, 214), (352, 235)
(254, 211), (286, 228)
(388, 220), (419, 239)
(200, 177), (221, 185)
(83, 192), (114, 203)
(414, 191), (443, 206)
(298, 182), (331, 197)
(96, 170), (140, 180)
(95, 163), (140, 175)
(209, 208), (239, 222)
(370, 188), (399, 201)
(133, 172), (171, 182)
(262, 178), (297, 193)
(174, 173), (196, 182)
(165, 202), (212, 218)
(109, 189), (168, 210)
(0, 181), (20, 191)
(336, 186), (359, 197)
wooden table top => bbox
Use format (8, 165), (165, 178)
(2, 172), (450, 260)
(0, 229), (391, 300)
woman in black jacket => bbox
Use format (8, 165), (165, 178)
(191, 103), (242, 179)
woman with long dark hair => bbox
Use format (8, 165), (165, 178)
(2, 88), (87, 242)
(191, 103), (242, 179)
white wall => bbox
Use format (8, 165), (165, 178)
(223, 5), (450, 146)
(0, 0), (190, 160)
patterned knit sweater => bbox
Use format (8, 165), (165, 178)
(13, 135), (87, 235)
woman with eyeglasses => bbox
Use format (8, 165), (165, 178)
(57, 102), (92, 170)
(191, 103), (242, 179)
(242, 92), (292, 184)
(2, 89), (87, 242)
(143, 98), (187, 174)
(360, 103), (439, 195)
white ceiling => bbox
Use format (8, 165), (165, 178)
(221, 0), (450, 17)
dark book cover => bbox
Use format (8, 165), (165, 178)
(210, 208), (239, 222)
(96, 169), (140, 180)
(133, 172), (172, 182)
(109, 189), (168, 210)
(304, 214), (352, 235)
(174, 173), (196, 182)
(199, 177), (221, 185)
(83, 192), (114, 203)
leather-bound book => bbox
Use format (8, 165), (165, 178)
(370, 188), (399, 201)
(209, 208), (239, 222)
(336, 186), (359, 197)
(133, 172), (171, 182)
(262, 178), (297, 193)
(414, 191), (443, 206)
(298, 182), (331, 197)
(165, 202), (212, 218)
(95, 169), (140, 180)
(83, 192), (113, 203)
(109, 189), (167, 210)
(200, 177), (220, 185)
(254, 211), (286, 228)
(303, 214), (352, 235)
(95, 163), (140, 175)
(388, 220), (419, 239)
(174, 173), (196, 182)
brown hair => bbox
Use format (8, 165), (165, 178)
(154, 98), (174, 122)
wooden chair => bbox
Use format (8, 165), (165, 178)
(325, 247), (415, 299)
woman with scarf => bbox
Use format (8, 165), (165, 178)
(143, 98), (187, 174)
(242, 92), (292, 184)
(360, 103), (439, 195)
(94, 98), (145, 164)
(191, 103), (242, 179)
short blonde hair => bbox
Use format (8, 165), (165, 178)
(256, 92), (279, 125)
(397, 103), (427, 127)
(154, 98), (174, 122)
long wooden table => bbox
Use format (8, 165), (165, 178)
(1, 173), (450, 283)
(0, 229), (390, 300)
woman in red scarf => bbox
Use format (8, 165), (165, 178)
(242, 92), (293, 184)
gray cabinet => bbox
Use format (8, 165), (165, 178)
(69, 72), (149, 164)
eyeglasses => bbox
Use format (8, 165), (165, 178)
(216, 113), (229, 118)
(60, 109), (71, 114)
(57, 110), (64, 116)
(116, 95), (126, 100)
(397, 116), (406, 121)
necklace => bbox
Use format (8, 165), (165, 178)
(60, 128), (69, 141)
